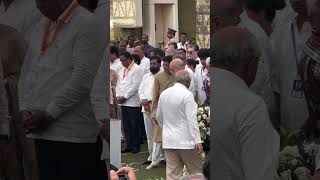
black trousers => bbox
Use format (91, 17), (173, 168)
(121, 106), (142, 151)
(34, 137), (106, 180)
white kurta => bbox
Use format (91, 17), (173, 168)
(270, 17), (311, 129)
(140, 56), (150, 74)
(212, 68), (279, 180)
(195, 66), (208, 104)
(239, 11), (276, 118)
(18, 4), (106, 143)
(156, 83), (201, 149)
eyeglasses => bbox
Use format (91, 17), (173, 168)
(187, 51), (193, 54)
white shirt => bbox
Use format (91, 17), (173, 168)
(177, 42), (188, 50)
(273, 0), (297, 29)
(140, 56), (150, 73)
(240, 11), (276, 118)
(116, 63), (144, 107)
(270, 17), (311, 129)
(110, 58), (123, 73)
(0, 0), (42, 37)
(185, 66), (196, 96)
(212, 68), (279, 180)
(195, 66), (208, 104)
(18, 4), (106, 143)
(138, 72), (157, 112)
(156, 83), (201, 149)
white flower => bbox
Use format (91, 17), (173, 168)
(202, 114), (208, 119)
(290, 159), (298, 166)
(294, 167), (310, 180)
(197, 116), (202, 121)
(280, 169), (292, 180)
(304, 142), (320, 156)
(199, 122), (206, 128)
(280, 145), (302, 158)
(198, 108), (204, 113)
(206, 130), (210, 136)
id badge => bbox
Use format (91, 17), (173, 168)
(291, 80), (304, 98)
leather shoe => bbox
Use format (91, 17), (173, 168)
(142, 160), (152, 165)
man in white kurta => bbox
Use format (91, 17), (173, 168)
(18, 0), (106, 179)
(270, 0), (311, 129)
(110, 46), (123, 73)
(239, 9), (277, 123)
(133, 45), (150, 74)
(116, 52), (145, 153)
(138, 56), (161, 166)
(156, 70), (203, 180)
(212, 26), (279, 180)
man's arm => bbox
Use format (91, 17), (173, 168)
(138, 74), (147, 100)
(46, 16), (106, 119)
(185, 93), (201, 144)
(239, 99), (279, 180)
(124, 68), (144, 100)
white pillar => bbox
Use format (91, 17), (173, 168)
(143, 0), (156, 47)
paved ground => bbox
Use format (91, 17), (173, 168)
(121, 143), (166, 180)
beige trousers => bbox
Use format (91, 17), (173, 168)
(164, 149), (202, 180)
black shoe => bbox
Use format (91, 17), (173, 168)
(142, 160), (152, 165)
(159, 160), (166, 165)
(121, 149), (132, 153)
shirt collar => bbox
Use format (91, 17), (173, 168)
(212, 67), (248, 89)
(57, 0), (78, 24)
(174, 82), (188, 89)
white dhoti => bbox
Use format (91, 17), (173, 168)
(143, 112), (154, 161)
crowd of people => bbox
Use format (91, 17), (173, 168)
(212, 0), (320, 179)
(110, 27), (211, 179)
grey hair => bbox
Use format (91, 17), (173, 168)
(165, 48), (177, 56)
(179, 173), (206, 180)
(213, 0), (243, 17)
(174, 71), (191, 83)
(212, 34), (260, 67)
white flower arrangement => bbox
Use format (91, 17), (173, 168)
(197, 104), (210, 152)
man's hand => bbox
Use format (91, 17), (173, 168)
(20, 110), (32, 123)
(143, 104), (150, 112)
(195, 143), (203, 155)
(110, 167), (137, 180)
(99, 119), (109, 142)
(141, 99), (149, 106)
(152, 118), (158, 125)
(117, 97), (126, 104)
(23, 110), (50, 133)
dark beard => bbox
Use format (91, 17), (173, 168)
(150, 68), (160, 74)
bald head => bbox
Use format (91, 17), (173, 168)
(212, 26), (260, 86)
(212, 0), (243, 31)
(170, 58), (186, 74)
(174, 70), (191, 88)
(133, 45), (144, 58)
